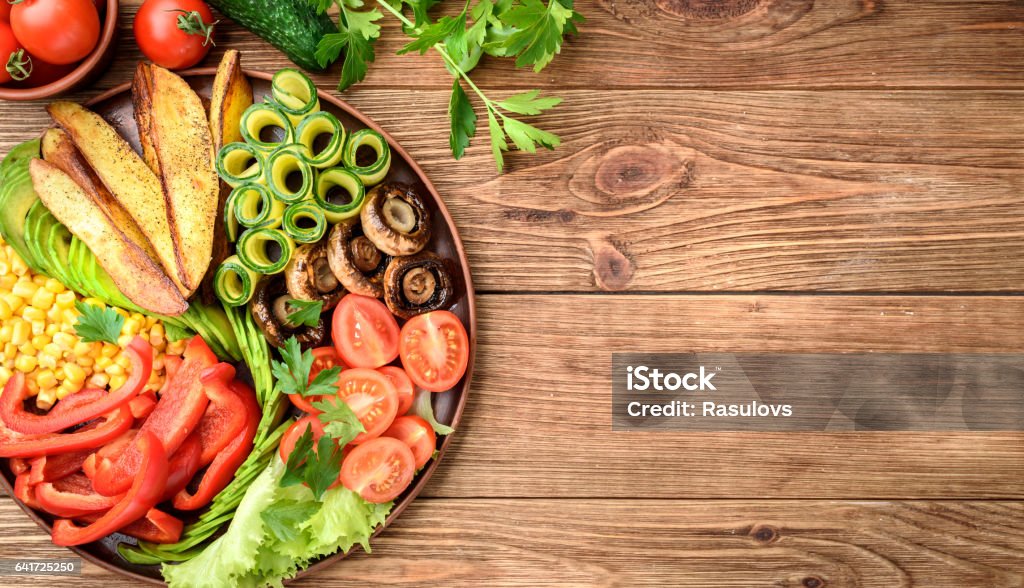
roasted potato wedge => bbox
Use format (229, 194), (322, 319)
(139, 65), (220, 295)
(47, 100), (187, 295)
(131, 63), (159, 174)
(210, 49), (252, 151)
(41, 127), (160, 265)
(29, 159), (187, 315)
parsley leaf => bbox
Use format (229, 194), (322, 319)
(314, 397), (366, 446)
(448, 79), (477, 159)
(271, 337), (339, 398)
(280, 424), (315, 488)
(486, 109), (507, 171)
(286, 299), (323, 328)
(498, 89), (562, 115)
(73, 301), (124, 345)
(315, 6), (383, 91)
(397, 11), (466, 55)
(502, 116), (560, 152)
(163, 321), (195, 343)
(278, 422), (343, 500)
(497, 0), (583, 72)
(305, 366), (342, 397)
(260, 499), (320, 543)
(388, 0), (439, 27)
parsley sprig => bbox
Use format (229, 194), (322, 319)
(307, 0), (582, 171)
(73, 301), (124, 345)
(271, 337), (342, 398)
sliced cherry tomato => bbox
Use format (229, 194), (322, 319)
(287, 347), (346, 414)
(378, 366), (415, 416)
(382, 415), (435, 469)
(332, 368), (398, 444)
(332, 294), (400, 369)
(134, 0), (215, 70)
(339, 436), (415, 503)
(10, 0), (100, 65)
(399, 311), (470, 392)
(278, 415), (326, 465)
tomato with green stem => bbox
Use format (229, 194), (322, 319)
(0, 22), (27, 84)
(134, 0), (217, 70)
(10, 0), (100, 65)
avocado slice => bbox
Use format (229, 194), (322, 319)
(46, 222), (78, 291)
(0, 145), (45, 273)
(24, 200), (55, 279)
(67, 237), (97, 299)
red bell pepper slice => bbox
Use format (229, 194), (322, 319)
(0, 405), (133, 458)
(0, 337), (152, 435)
(9, 457), (28, 475)
(194, 363), (248, 466)
(91, 336), (215, 496)
(35, 473), (124, 518)
(163, 354), (183, 381)
(128, 391), (158, 420)
(27, 450), (91, 485)
(174, 377), (259, 511)
(83, 428), (137, 480)
(162, 431), (202, 502)
(13, 472), (42, 510)
(51, 429), (168, 546)
(75, 507), (183, 544)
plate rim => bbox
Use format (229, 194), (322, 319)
(0, 67), (476, 585)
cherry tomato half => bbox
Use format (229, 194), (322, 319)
(339, 436), (415, 503)
(332, 368), (398, 444)
(378, 366), (415, 416)
(332, 294), (400, 369)
(399, 311), (469, 392)
(278, 415), (326, 465)
(382, 415), (435, 470)
(11, 0), (100, 65)
(133, 0), (216, 70)
(287, 347), (346, 414)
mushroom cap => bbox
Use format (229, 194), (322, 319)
(327, 220), (390, 298)
(285, 241), (345, 311)
(361, 183), (431, 257)
(383, 251), (454, 320)
(250, 276), (326, 349)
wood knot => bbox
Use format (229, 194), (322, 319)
(803, 576), (826, 588)
(656, 0), (762, 20)
(594, 144), (682, 198)
(593, 240), (634, 291)
(749, 524), (780, 544)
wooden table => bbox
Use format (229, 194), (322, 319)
(2, 0), (1023, 586)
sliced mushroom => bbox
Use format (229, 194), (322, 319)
(383, 252), (454, 319)
(327, 220), (391, 298)
(250, 276), (325, 349)
(360, 183), (431, 256)
(285, 242), (345, 311)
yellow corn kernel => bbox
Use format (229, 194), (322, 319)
(0, 298), (11, 321)
(71, 341), (92, 357)
(45, 323), (58, 337)
(14, 355), (37, 373)
(104, 363), (124, 377)
(35, 370), (57, 390)
(0, 366), (11, 383)
(1, 294), (23, 314)
(101, 343), (119, 358)
(0, 325), (11, 344)
(31, 274), (47, 286)
(53, 332), (76, 350)
(116, 334), (134, 348)
(109, 373), (128, 390)
(31, 334), (50, 349)
(115, 354), (132, 369)
(22, 306), (45, 322)
(3, 343), (15, 357)
(12, 279), (38, 299)
(10, 255), (27, 276)
(0, 275), (15, 291)
(63, 363), (86, 385)
(30, 288), (55, 311)
(150, 323), (165, 347)
(94, 356), (113, 371)
(36, 386), (56, 410)
(76, 356), (94, 369)
(56, 380), (81, 400)
(122, 317), (141, 336)
(55, 290), (76, 309)
(88, 373), (109, 388)
(167, 340), (186, 355)
(18, 342), (35, 357)
(10, 320), (29, 346)
(25, 377), (38, 396)
(44, 278), (64, 294)
(152, 354), (164, 372)
(0, 261), (8, 276)
(82, 297), (103, 308)
(42, 342), (60, 357)
(37, 354), (58, 371)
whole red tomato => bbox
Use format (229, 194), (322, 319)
(0, 3), (11, 22)
(10, 0), (100, 65)
(0, 22), (22, 84)
(134, 0), (216, 70)
(11, 57), (75, 88)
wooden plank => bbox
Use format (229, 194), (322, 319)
(3, 89), (1020, 293)
(98, 0), (1024, 90)
(423, 294), (1024, 499)
(1, 497), (1022, 586)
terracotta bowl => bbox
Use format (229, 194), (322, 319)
(0, 69), (475, 584)
(0, 0), (119, 101)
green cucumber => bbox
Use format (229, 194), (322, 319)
(206, 0), (337, 72)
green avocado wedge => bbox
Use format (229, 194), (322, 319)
(0, 140), (45, 274)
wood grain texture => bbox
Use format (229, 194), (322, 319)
(3, 89), (1021, 292)
(422, 294), (1024, 499)
(1, 497), (1022, 587)
(95, 0), (1024, 90)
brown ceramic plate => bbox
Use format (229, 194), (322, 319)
(0, 69), (475, 584)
